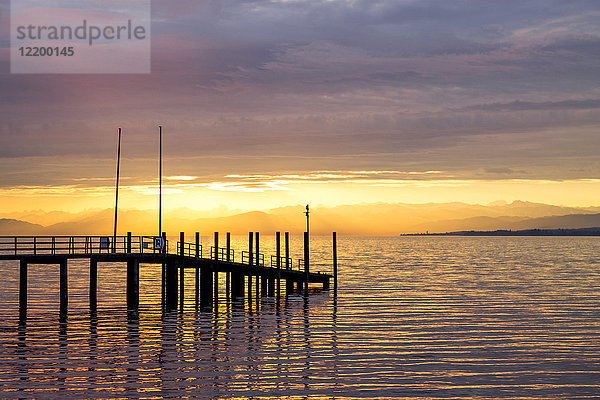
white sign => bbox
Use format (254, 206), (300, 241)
(153, 237), (164, 250)
(100, 236), (110, 249)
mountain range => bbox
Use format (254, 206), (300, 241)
(1, 201), (599, 236)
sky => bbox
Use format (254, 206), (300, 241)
(1, 0), (599, 213)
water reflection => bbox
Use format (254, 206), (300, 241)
(2, 237), (600, 398)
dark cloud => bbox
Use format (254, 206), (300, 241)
(1, 0), (599, 186)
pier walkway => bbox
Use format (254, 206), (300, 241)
(0, 232), (337, 316)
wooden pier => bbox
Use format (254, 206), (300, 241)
(0, 232), (337, 317)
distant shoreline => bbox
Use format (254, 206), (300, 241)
(404, 227), (600, 236)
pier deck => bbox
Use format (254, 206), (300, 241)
(0, 232), (336, 316)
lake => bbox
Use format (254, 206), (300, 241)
(1, 236), (599, 398)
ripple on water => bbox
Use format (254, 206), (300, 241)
(0, 236), (599, 398)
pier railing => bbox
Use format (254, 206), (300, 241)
(177, 241), (202, 258)
(270, 255), (294, 269)
(210, 246), (235, 262)
(0, 232), (338, 282)
(241, 251), (264, 266)
(0, 235), (169, 255)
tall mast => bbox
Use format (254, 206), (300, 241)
(113, 127), (122, 252)
(159, 125), (162, 237)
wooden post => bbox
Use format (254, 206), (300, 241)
(161, 231), (166, 307)
(213, 232), (219, 305)
(165, 260), (178, 310)
(333, 231), (338, 291)
(200, 266), (213, 309)
(267, 276), (275, 297)
(226, 232), (231, 262)
(127, 232), (132, 253)
(127, 258), (139, 310)
(226, 231), (231, 299)
(195, 232), (200, 306)
(60, 258), (68, 315)
(90, 258), (97, 310)
(260, 275), (267, 297)
(276, 232), (281, 298)
(255, 273), (259, 298)
(303, 231), (309, 294)
(213, 232), (219, 261)
(247, 275), (252, 300)
(179, 232), (185, 309)
(232, 271), (244, 299)
(19, 259), (27, 316)
(286, 278), (294, 294)
(179, 232), (185, 257)
(179, 265), (185, 310)
(226, 271), (231, 302)
(255, 232), (260, 266)
(231, 272), (239, 298)
(285, 232), (290, 269)
(249, 232), (254, 266)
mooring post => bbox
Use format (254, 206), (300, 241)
(179, 232), (185, 257)
(60, 258), (68, 315)
(226, 232), (231, 298)
(247, 274), (252, 300)
(179, 232), (185, 309)
(127, 232), (132, 253)
(267, 276), (275, 297)
(161, 231), (166, 307)
(286, 277), (294, 294)
(232, 271), (244, 299)
(261, 275), (268, 297)
(226, 232), (231, 262)
(333, 231), (338, 291)
(249, 232), (254, 266)
(19, 259), (27, 316)
(276, 231), (281, 297)
(89, 258), (97, 310)
(165, 260), (178, 310)
(285, 232), (290, 269)
(255, 273), (259, 298)
(255, 232), (260, 266)
(127, 258), (139, 310)
(304, 231), (309, 294)
(195, 232), (200, 305)
(200, 266), (213, 309)
(213, 232), (219, 306)
(232, 271), (239, 298)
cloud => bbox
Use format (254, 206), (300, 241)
(461, 99), (600, 112)
(1, 0), (599, 192)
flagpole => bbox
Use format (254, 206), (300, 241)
(113, 127), (122, 253)
(159, 125), (162, 238)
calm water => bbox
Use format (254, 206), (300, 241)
(1, 236), (599, 399)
